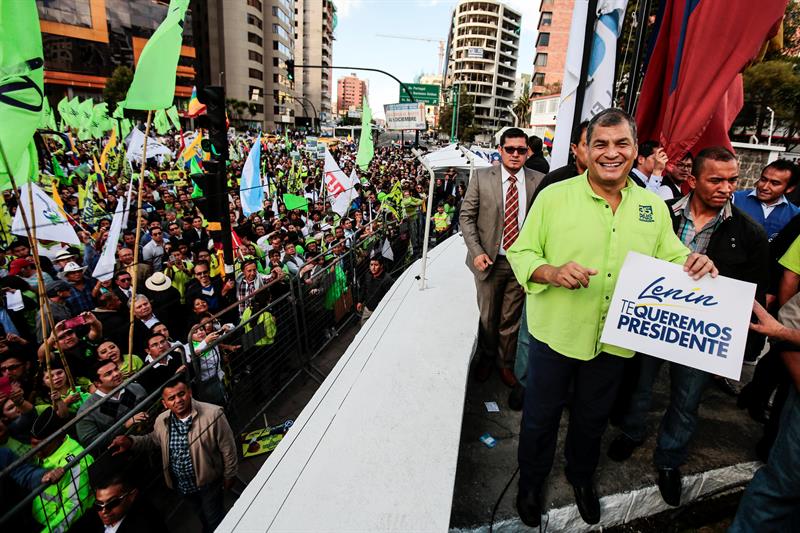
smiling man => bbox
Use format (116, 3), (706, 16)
(733, 160), (800, 241)
(506, 108), (717, 527)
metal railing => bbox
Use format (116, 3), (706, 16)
(1, 218), (431, 531)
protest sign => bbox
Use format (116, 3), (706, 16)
(600, 252), (756, 380)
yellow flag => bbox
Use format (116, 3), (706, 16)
(51, 181), (66, 213)
(99, 128), (117, 170)
(181, 132), (203, 163)
(77, 182), (86, 209)
(93, 156), (102, 175)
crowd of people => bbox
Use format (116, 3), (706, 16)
(461, 111), (800, 530)
(0, 126), (457, 531)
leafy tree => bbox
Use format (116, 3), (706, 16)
(734, 59), (800, 149)
(225, 98), (253, 123)
(437, 85), (476, 142)
(103, 66), (133, 114)
(513, 80), (532, 127)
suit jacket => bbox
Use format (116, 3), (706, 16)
(115, 495), (169, 533)
(459, 165), (544, 280)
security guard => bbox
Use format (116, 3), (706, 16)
(432, 203), (452, 239)
(30, 408), (95, 532)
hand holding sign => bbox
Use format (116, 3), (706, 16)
(683, 252), (719, 280)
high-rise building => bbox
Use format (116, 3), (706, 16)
(443, 0), (522, 136)
(37, 0), (195, 104)
(336, 73), (367, 115)
(296, 0), (335, 126)
(531, 0), (574, 95)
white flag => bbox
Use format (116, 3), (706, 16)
(126, 127), (173, 163)
(550, 0), (628, 167)
(323, 149), (350, 200)
(240, 135), (263, 217)
(12, 183), (81, 245)
(381, 238), (394, 262)
(92, 182), (132, 281)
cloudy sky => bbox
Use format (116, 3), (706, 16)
(332, 0), (541, 119)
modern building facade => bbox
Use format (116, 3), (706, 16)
(418, 73), (443, 129)
(297, 0), (335, 126)
(37, 0), (195, 104)
(336, 73), (367, 115)
(532, 0), (574, 95)
(528, 94), (559, 138)
(443, 0), (522, 136)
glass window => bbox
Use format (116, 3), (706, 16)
(532, 73), (546, 86)
(273, 24), (290, 41)
(247, 14), (263, 29)
(272, 6), (292, 26)
(537, 33), (550, 47)
(249, 68), (263, 80)
(247, 0), (263, 9)
(248, 32), (263, 47)
(249, 50), (263, 63)
(534, 53), (548, 67)
(540, 12), (552, 27)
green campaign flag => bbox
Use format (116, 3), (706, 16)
(89, 102), (111, 139)
(57, 96), (70, 126)
(40, 97), (57, 131)
(122, 0), (190, 111)
(282, 193), (308, 212)
(0, 0), (44, 190)
(166, 105), (181, 130)
(76, 98), (95, 140)
(64, 96), (81, 129)
(153, 109), (171, 134)
(356, 95), (374, 171)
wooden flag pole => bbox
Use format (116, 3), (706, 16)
(127, 110), (153, 373)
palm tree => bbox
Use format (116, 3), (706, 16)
(512, 81), (532, 127)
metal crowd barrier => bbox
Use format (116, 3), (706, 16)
(0, 221), (426, 531)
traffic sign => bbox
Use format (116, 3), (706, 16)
(399, 83), (440, 106)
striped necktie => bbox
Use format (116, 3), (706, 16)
(502, 175), (519, 249)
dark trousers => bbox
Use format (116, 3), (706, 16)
(475, 256), (525, 369)
(185, 482), (225, 533)
(518, 336), (625, 493)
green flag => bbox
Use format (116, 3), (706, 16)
(282, 193), (308, 212)
(356, 96), (374, 171)
(153, 109), (171, 134)
(76, 98), (95, 140)
(0, 0), (44, 190)
(40, 97), (57, 131)
(64, 96), (81, 129)
(122, 0), (190, 110)
(166, 106), (181, 130)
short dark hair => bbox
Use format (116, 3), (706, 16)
(93, 472), (135, 492)
(145, 332), (166, 349)
(692, 146), (737, 178)
(499, 127), (528, 147)
(765, 159), (800, 188)
(571, 120), (590, 146)
(92, 359), (117, 381)
(162, 374), (189, 395)
(528, 135), (544, 154)
(586, 108), (637, 145)
(638, 140), (659, 159)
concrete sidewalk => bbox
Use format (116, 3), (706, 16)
(449, 364), (763, 532)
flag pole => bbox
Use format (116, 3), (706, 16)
(0, 141), (75, 392)
(411, 148), (436, 290)
(127, 110), (154, 372)
(572, 0), (599, 130)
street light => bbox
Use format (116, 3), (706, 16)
(766, 106), (775, 146)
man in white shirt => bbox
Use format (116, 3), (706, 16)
(141, 226), (168, 272)
(631, 141), (669, 194)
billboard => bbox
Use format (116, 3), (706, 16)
(384, 103), (426, 130)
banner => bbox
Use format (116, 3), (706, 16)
(356, 96), (374, 170)
(92, 181), (132, 281)
(600, 252), (756, 380)
(550, 0), (627, 168)
(12, 183), (80, 245)
(383, 103), (426, 130)
(126, 127), (173, 162)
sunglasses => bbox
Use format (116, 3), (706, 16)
(117, 277), (132, 283)
(502, 146), (528, 155)
(0, 362), (23, 373)
(195, 270), (209, 276)
(93, 491), (132, 512)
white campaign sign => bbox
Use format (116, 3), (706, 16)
(600, 252), (756, 380)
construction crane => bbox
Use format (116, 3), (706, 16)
(375, 34), (446, 75)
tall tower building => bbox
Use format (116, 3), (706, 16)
(336, 73), (367, 115)
(531, 0), (574, 95)
(264, 0), (297, 129)
(296, 0), (335, 126)
(444, 0), (522, 135)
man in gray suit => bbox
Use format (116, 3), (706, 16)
(460, 128), (545, 387)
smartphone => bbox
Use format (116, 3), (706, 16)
(63, 315), (87, 330)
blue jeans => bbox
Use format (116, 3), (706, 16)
(513, 301), (530, 386)
(619, 355), (711, 469)
(518, 336), (624, 492)
(730, 387), (800, 533)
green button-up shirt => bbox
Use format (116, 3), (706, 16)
(507, 173), (690, 360)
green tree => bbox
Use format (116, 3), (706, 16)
(225, 98), (253, 123)
(734, 59), (800, 149)
(437, 85), (476, 142)
(103, 66), (133, 114)
(512, 80), (532, 127)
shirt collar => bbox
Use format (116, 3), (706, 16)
(673, 193), (733, 222)
(501, 165), (521, 183)
(749, 189), (789, 207)
(579, 171), (636, 200)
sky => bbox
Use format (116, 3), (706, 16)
(331, 0), (541, 120)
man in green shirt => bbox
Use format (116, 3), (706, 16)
(507, 108), (717, 527)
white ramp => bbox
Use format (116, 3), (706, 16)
(219, 235), (479, 532)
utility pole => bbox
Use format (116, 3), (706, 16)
(450, 85), (459, 143)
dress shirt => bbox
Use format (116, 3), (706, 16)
(499, 165), (527, 256)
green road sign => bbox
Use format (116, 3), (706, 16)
(399, 83), (441, 106)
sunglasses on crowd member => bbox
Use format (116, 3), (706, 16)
(195, 269), (210, 277)
(0, 362), (23, 374)
(93, 491), (133, 512)
(502, 146), (528, 155)
(117, 276), (132, 283)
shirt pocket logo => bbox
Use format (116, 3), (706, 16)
(639, 205), (654, 223)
